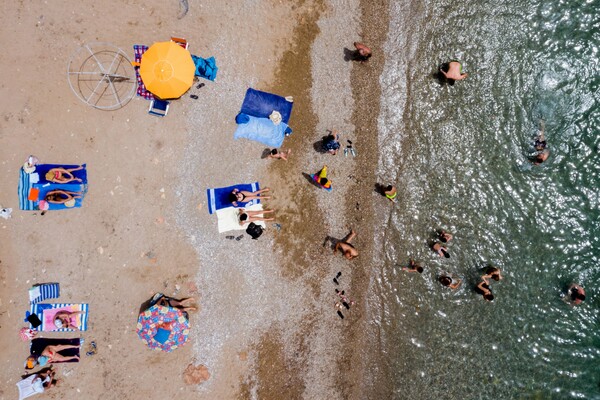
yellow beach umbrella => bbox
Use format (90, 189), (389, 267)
(140, 41), (195, 99)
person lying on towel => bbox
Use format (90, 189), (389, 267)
(229, 187), (271, 207)
(25, 344), (80, 369)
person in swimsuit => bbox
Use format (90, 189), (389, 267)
(322, 131), (341, 155)
(402, 259), (423, 273)
(566, 284), (585, 305)
(229, 187), (271, 207)
(334, 229), (359, 260)
(438, 230), (453, 243)
(476, 279), (494, 301)
(482, 266), (503, 284)
(353, 42), (372, 62)
(25, 344), (80, 368)
(531, 120), (550, 165)
(53, 310), (85, 330)
(238, 208), (275, 226)
(44, 190), (83, 204)
(432, 242), (450, 258)
(384, 185), (397, 203)
(44, 166), (84, 183)
(267, 148), (291, 161)
(20, 368), (57, 393)
(312, 165), (332, 191)
(440, 60), (468, 83)
(439, 273), (462, 289)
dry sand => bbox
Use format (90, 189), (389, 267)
(0, 0), (389, 399)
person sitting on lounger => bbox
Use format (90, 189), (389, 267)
(229, 187), (271, 207)
(44, 166), (84, 183)
(25, 344), (80, 369)
(238, 208), (275, 226)
(44, 190), (83, 207)
(53, 310), (85, 330)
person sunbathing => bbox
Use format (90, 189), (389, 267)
(44, 166), (84, 183)
(25, 344), (80, 369)
(20, 368), (57, 394)
(53, 310), (85, 330)
(334, 229), (359, 260)
(238, 208), (275, 226)
(229, 187), (271, 207)
(155, 295), (197, 313)
(44, 190), (83, 206)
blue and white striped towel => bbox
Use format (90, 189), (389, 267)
(29, 283), (60, 304)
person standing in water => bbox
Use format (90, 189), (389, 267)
(532, 120), (550, 165)
(384, 185), (397, 203)
(440, 60), (468, 83)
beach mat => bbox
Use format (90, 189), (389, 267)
(19, 164), (88, 211)
(206, 182), (260, 215)
(216, 203), (267, 233)
(234, 113), (290, 148)
(29, 303), (89, 331)
(133, 45), (155, 100)
(30, 338), (80, 360)
(29, 283), (60, 304)
(239, 88), (293, 124)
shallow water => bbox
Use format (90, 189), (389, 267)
(369, 0), (600, 398)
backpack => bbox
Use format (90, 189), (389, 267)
(246, 222), (264, 239)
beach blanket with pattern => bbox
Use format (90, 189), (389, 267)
(29, 303), (89, 331)
(133, 45), (155, 100)
(206, 182), (261, 215)
(29, 283), (60, 304)
(18, 164), (88, 211)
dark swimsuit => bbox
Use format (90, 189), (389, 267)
(475, 282), (491, 296)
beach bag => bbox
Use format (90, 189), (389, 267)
(246, 222), (264, 240)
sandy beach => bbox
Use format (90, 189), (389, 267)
(0, 0), (390, 399)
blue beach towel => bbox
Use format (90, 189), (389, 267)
(234, 113), (291, 148)
(191, 55), (218, 81)
(239, 88), (293, 124)
(206, 182), (261, 215)
(18, 164), (88, 211)
(29, 283), (60, 304)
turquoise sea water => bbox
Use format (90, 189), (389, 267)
(370, 0), (600, 398)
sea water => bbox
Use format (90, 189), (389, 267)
(368, 0), (600, 398)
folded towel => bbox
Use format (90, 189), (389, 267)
(29, 283), (60, 304)
(29, 303), (89, 331)
(191, 55), (218, 81)
(216, 204), (267, 233)
(206, 182), (260, 215)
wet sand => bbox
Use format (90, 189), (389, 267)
(0, 0), (391, 399)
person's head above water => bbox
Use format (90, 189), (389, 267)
(483, 292), (494, 301)
(439, 276), (452, 286)
(386, 185), (393, 192)
(570, 288), (586, 301)
(441, 248), (450, 258)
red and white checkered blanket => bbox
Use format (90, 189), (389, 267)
(133, 45), (155, 100)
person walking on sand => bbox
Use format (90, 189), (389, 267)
(402, 259), (423, 273)
(334, 229), (359, 260)
(531, 120), (550, 165)
(384, 185), (397, 203)
(238, 208), (276, 226)
(267, 148), (291, 161)
(44, 166), (84, 183)
(354, 42), (372, 62)
(440, 61), (468, 83)
(432, 242), (450, 258)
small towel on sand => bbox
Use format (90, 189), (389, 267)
(29, 303), (89, 331)
(29, 283), (60, 304)
(191, 55), (218, 81)
(216, 204), (267, 233)
(206, 182), (260, 215)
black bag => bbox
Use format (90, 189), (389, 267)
(27, 313), (42, 328)
(246, 222), (264, 239)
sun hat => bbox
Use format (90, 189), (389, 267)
(64, 199), (76, 208)
(38, 200), (49, 211)
(45, 171), (55, 181)
(23, 162), (36, 174)
(269, 110), (282, 125)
